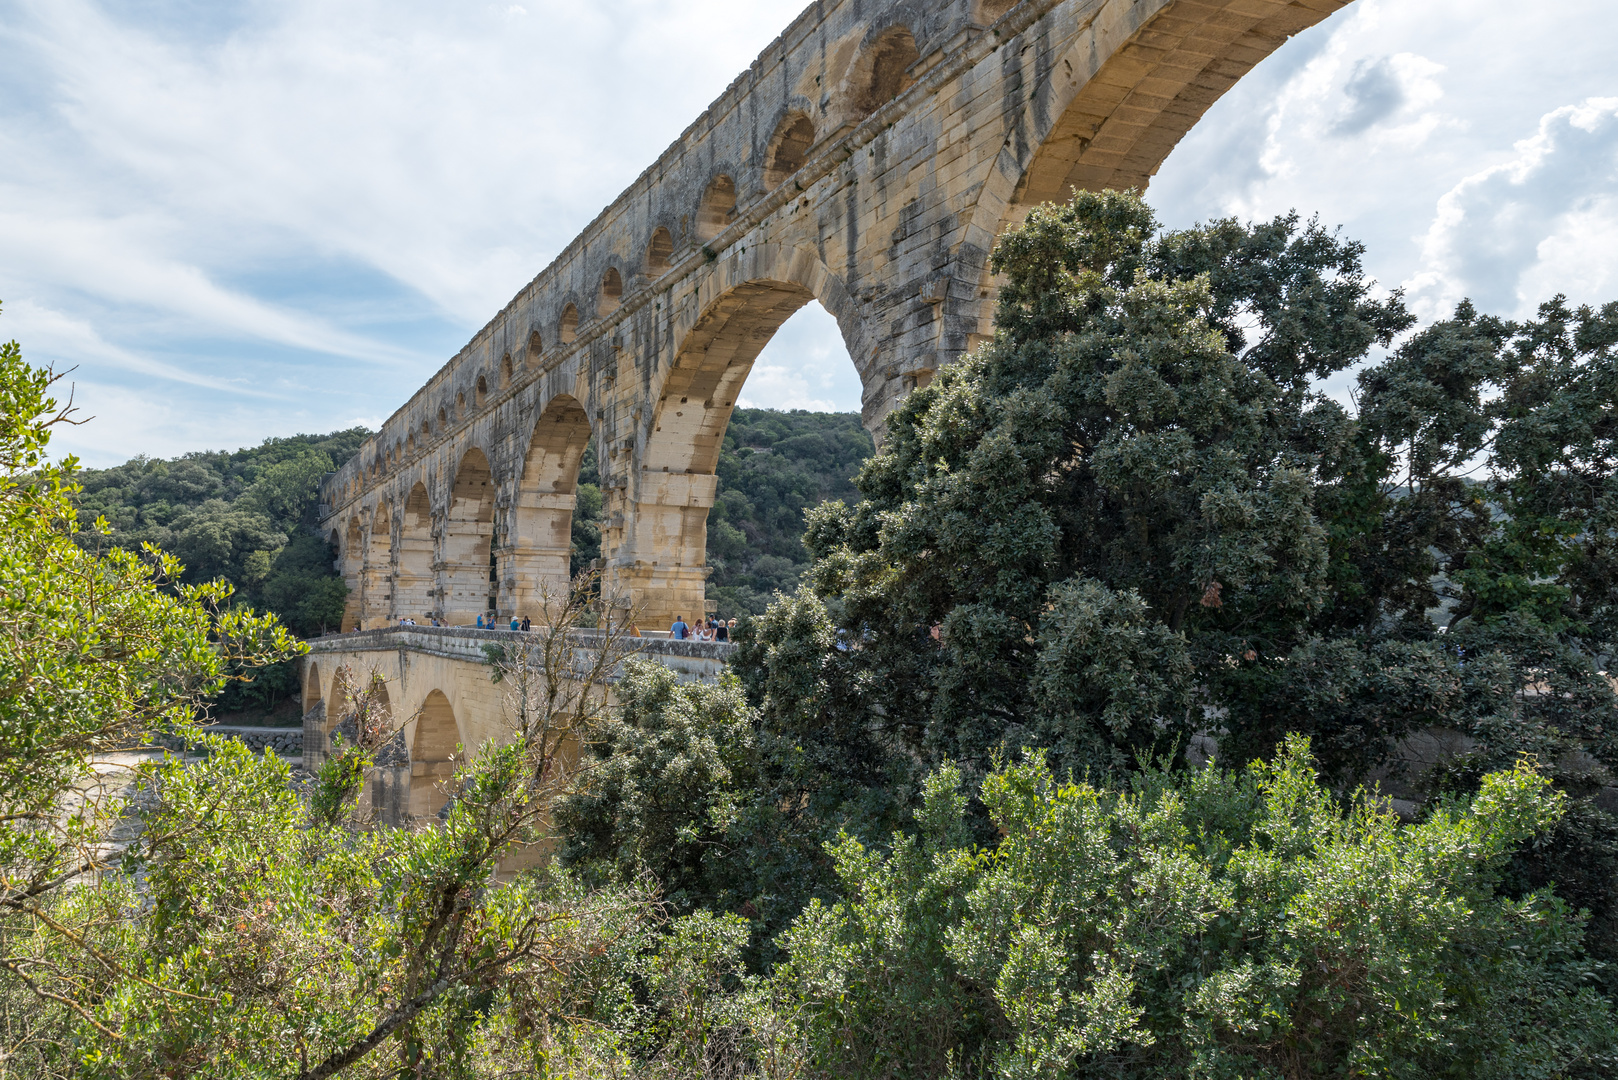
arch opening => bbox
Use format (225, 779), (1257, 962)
(395, 481), (435, 621)
(847, 26), (918, 121)
(599, 267), (623, 316)
(622, 278), (860, 629)
(560, 304), (579, 345)
(409, 689), (461, 820)
(695, 175), (737, 243)
(996, 0), (1330, 228)
(646, 227), (674, 278)
(476, 374), (488, 406)
(303, 661), (323, 712)
(324, 664), (353, 755)
(763, 114), (816, 189)
(363, 502), (392, 627)
(442, 448), (496, 625)
(507, 395), (592, 620)
(502, 354), (514, 385)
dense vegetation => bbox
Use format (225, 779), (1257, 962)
(5, 188), (1618, 1077)
(73, 430), (366, 638)
(560, 191), (1618, 1070)
(705, 408), (874, 615)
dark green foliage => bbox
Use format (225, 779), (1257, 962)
(560, 612), (915, 966)
(765, 191), (1410, 786)
(769, 740), (1618, 1079)
(707, 408), (874, 616)
(556, 662), (762, 916)
(572, 438), (603, 578)
(72, 428), (366, 711)
(723, 190), (1618, 980)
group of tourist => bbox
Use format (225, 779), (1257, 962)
(388, 614), (535, 631)
(378, 613), (733, 639)
(668, 615), (733, 642)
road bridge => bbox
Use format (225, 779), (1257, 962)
(316, 0), (1356, 637)
(301, 627), (733, 825)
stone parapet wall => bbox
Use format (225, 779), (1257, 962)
(305, 625), (733, 680)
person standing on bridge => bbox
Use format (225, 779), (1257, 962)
(670, 615), (688, 640)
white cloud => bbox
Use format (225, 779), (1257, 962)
(1404, 98), (1618, 319)
(2, 298), (277, 395)
(1151, 0), (1618, 351)
(0, 0), (817, 463)
(738, 303), (864, 414)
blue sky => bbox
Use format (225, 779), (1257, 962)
(3, 0), (1618, 466)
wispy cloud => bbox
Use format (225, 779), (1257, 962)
(1, 298), (279, 396)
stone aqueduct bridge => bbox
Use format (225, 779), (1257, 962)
(317, 0), (1355, 636)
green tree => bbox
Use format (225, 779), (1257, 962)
(723, 190), (1618, 968)
(0, 304), (298, 1001)
(769, 739), (1617, 1079)
(0, 545), (681, 1076)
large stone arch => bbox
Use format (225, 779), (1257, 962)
(408, 689), (462, 820)
(396, 481), (435, 621)
(613, 244), (862, 627)
(960, 0), (1350, 310)
(505, 394), (592, 619)
(442, 447), (496, 625)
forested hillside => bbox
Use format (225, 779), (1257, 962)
(72, 429), (367, 639)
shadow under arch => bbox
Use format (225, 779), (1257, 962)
(341, 517), (364, 631)
(408, 689), (461, 820)
(303, 661), (323, 713)
(506, 394), (592, 620)
(617, 244), (865, 628)
(443, 447), (496, 626)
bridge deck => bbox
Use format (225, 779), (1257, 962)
(305, 624), (736, 667)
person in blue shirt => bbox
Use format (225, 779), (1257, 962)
(509, 615), (520, 631)
(476, 613), (485, 629)
(670, 615), (688, 640)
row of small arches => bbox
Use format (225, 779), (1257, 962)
(555, 23), (930, 341)
(344, 19), (937, 495)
